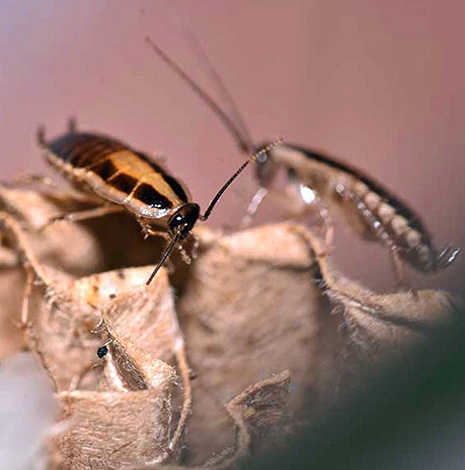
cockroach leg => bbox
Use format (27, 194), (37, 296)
(436, 245), (460, 269)
(190, 232), (200, 260)
(178, 243), (192, 265)
(20, 264), (35, 329)
(11, 263), (35, 333)
(6, 173), (99, 205)
(294, 181), (334, 252)
(137, 218), (171, 240)
(319, 204), (334, 251)
(345, 188), (419, 297)
(90, 316), (105, 334)
(41, 203), (124, 230)
(10, 173), (58, 189)
(239, 186), (268, 228)
(388, 247), (414, 293)
(284, 182), (335, 252)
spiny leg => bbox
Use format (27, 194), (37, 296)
(178, 243), (192, 265)
(296, 186), (334, 254)
(390, 248), (419, 298)
(344, 189), (417, 296)
(138, 218), (196, 267)
(41, 204), (124, 230)
(6, 173), (99, 205)
(9, 173), (58, 189)
(264, 182), (335, 253)
(20, 264), (35, 329)
(189, 232), (200, 261)
(137, 218), (171, 240)
(11, 264), (35, 332)
(436, 245), (460, 269)
(136, 219), (176, 274)
(239, 186), (268, 228)
(319, 203), (334, 250)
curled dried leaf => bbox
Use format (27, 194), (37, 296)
(128, 371), (291, 470)
(55, 379), (175, 469)
(0, 186), (457, 470)
(45, 268), (182, 468)
(291, 226), (457, 359)
(206, 370), (291, 469)
(176, 223), (456, 462)
(0, 185), (103, 275)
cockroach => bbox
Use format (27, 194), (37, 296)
(145, 35), (459, 285)
(37, 121), (274, 285)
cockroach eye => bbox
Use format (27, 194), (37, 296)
(257, 152), (268, 164)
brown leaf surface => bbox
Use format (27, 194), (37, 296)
(0, 185), (103, 275)
(56, 382), (174, 470)
(33, 266), (187, 469)
(44, 267), (182, 469)
(0, 205), (186, 467)
(176, 224), (456, 462)
(209, 370), (291, 468)
(0, 187), (457, 470)
(129, 371), (291, 470)
(0, 184), (167, 359)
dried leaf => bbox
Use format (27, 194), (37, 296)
(55, 380), (174, 469)
(0, 185), (103, 275)
(205, 370), (291, 469)
(0, 186), (457, 470)
(129, 371), (291, 470)
(26, 266), (185, 468)
(176, 223), (456, 462)
(43, 268), (181, 469)
(291, 226), (457, 359)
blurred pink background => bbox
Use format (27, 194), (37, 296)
(0, 0), (464, 293)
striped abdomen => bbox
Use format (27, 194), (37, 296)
(43, 132), (190, 220)
(268, 143), (457, 273)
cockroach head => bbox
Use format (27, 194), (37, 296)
(168, 203), (200, 240)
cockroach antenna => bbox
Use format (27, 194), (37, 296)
(145, 36), (254, 154)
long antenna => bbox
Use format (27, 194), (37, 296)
(174, 20), (254, 153)
(146, 231), (181, 285)
(201, 140), (283, 221)
(145, 36), (252, 154)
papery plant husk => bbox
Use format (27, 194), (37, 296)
(0, 186), (457, 469)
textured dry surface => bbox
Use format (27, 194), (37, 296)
(0, 186), (457, 469)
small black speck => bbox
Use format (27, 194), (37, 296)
(97, 345), (108, 358)
(109, 293), (116, 299)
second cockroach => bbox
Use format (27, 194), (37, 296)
(145, 35), (459, 285)
(37, 120), (272, 284)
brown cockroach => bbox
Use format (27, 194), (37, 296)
(37, 120), (273, 285)
(145, 35), (459, 284)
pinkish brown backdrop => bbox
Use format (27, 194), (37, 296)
(0, 0), (464, 293)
